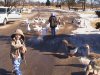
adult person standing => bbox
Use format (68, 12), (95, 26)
(10, 29), (27, 75)
(26, 19), (31, 32)
(49, 13), (58, 37)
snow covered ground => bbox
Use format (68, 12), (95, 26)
(72, 12), (100, 34)
(69, 13), (100, 53)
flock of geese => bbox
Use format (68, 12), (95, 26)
(23, 18), (64, 36)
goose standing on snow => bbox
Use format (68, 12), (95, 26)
(27, 23), (31, 32)
(26, 19), (31, 32)
(33, 25), (42, 32)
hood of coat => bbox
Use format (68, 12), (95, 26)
(11, 29), (25, 41)
(51, 13), (56, 17)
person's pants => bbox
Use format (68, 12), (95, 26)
(12, 58), (22, 75)
(51, 28), (56, 37)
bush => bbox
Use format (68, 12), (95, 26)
(95, 10), (100, 17)
(46, 0), (50, 6)
(95, 22), (100, 29)
(56, 5), (61, 7)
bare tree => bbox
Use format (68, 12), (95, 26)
(83, 0), (86, 11)
(90, 0), (93, 9)
(0, 1), (4, 6)
(66, 0), (76, 10)
(4, 0), (19, 7)
(21, 0), (26, 7)
(4, 0), (7, 6)
(79, 0), (86, 11)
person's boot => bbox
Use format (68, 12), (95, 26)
(21, 53), (24, 60)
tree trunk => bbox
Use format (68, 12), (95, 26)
(83, 0), (86, 11)
(67, 0), (70, 10)
(82, 0), (86, 11)
(4, 0), (7, 6)
(91, 0), (93, 9)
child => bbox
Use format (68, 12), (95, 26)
(10, 29), (27, 75)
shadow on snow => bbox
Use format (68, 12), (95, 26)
(26, 33), (100, 58)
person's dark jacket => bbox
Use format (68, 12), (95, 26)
(49, 15), (57, 28)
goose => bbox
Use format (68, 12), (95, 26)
(40, 19), (46, 24)
(56, 25), (60, 31)
(41, 27), (48, 36)
(59, 25), (64, 29)
(25, 18), (30, 24)
(31, 19), (35, 23)
(33, 25), (42, 32)
(27, 23), (31, 32)
(34, 18), (39, 23)
(46, 23), (50, 29)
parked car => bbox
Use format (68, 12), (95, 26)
(0, 6), (22, 25)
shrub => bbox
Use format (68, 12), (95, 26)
(95, 10), (100, 17)
(95, 22), (100, 29)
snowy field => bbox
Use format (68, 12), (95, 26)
(70, 11), (100, 53)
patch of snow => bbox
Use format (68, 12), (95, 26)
(72, 13), (100, 34)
